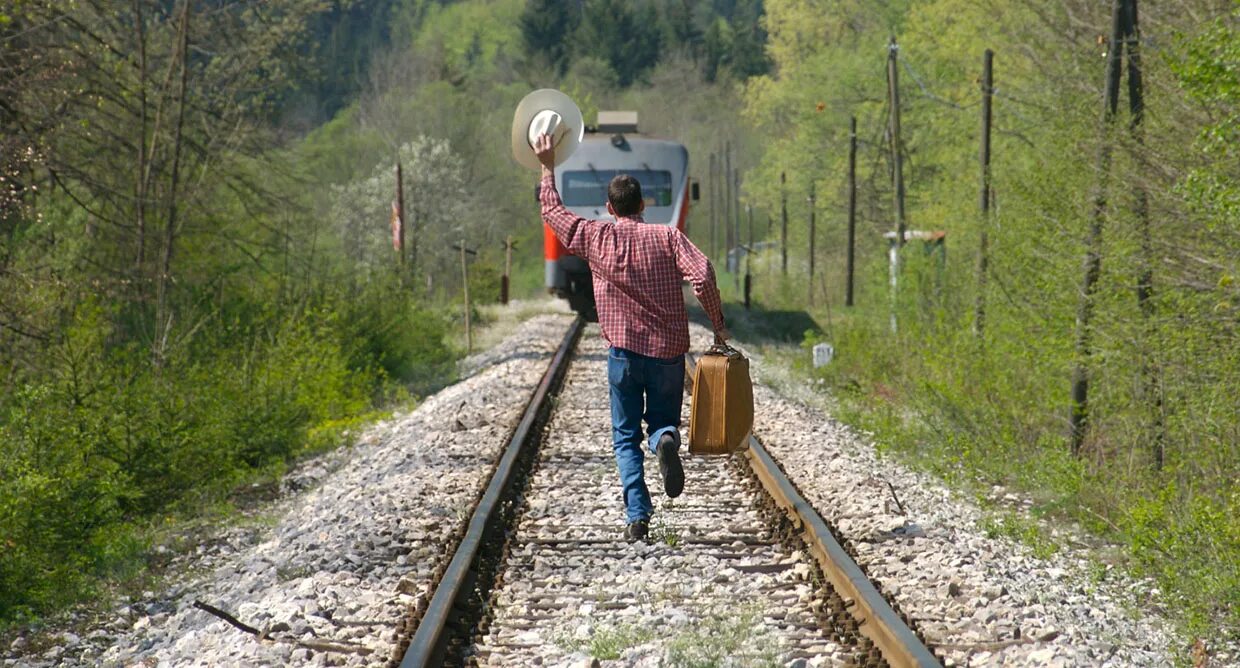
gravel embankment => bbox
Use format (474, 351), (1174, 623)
(7, 314), (572, 668)
(688, 323), (1193, 668)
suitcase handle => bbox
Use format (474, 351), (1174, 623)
(706, 343), (744, 359)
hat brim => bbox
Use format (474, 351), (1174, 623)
(511, 89), (585, 171)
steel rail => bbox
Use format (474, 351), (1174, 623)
(687, 355), (939, 668)
(400, 316), (584, 668)
(743, 438), (940, 667)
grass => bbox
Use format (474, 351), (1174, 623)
(688, 295), (1238, 655)
(555, 622), (656, 660)
(978, 512), (1061, 560)
(664, 611), (782, 668)
(651, 498), (683, 547)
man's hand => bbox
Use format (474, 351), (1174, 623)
(714, 330), (731, 346)
(534, 133), (556, 176)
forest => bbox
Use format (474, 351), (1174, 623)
(1, 0), (1236, 649)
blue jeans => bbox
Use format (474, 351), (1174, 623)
(607, 347), (685, 524)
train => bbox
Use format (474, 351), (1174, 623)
(543, 111), (698, 321)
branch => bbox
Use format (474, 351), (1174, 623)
(192, 600), (374, 656)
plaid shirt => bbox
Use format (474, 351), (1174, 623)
(540, 173), (726, 359)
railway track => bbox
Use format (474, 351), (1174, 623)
(395, 319), (938, 667)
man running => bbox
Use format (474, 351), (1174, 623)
(533, 133), (730, 541)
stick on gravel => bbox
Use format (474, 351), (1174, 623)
(192, 600), (261, 636)
(193, 599), (373, 656)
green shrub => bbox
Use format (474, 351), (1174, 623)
(0, 287), (456, 623)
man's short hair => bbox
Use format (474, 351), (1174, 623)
(608, 174), (643, 217)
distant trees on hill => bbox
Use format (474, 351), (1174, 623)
(520, 0), (771, 86)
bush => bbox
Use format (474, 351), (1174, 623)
(0, 286), (454, 622)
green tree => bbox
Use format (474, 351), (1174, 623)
(574, 0), (664, 87)
(702, 18), (728, 82)
(662, 0), (704, 60)
(727, 0), (770, 78)
(520, 0), (580, 74)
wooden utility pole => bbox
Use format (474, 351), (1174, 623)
(733, 168), (742, 292)
(1122, 0), (1163, 469)
(714, 153), (724, 262)
(454, 241), (478, 354)
(501, 235), (513, 305)
(888, 38), (907, 251)
(1069, 0), (1125, 456)
(396, 160), (407, 274)
(975, 49), (994, 336)
(154, 0), (191, 366)
(724, 142), (733, 258)
(846, 116), (858, 307)
(808, 182), (816, 307)
(887, 37), (907, 333)
(744, 204), (753, 310)
(780, 171), (788, 275)
(134, 0), (148, 272)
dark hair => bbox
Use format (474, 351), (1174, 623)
(607, 174), (643, 217)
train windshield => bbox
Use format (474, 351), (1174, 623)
(562, 170), (674, 208)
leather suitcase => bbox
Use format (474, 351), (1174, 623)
(688, 344), (754, 455)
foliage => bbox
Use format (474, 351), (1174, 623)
(1170, 3), (1240, 236)
(573, 0), (664, 87)
(520, 0), (580, 74)
(736, 0), (1239, 641)
(0, 0), (763, 625)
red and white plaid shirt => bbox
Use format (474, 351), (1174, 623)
(540, 173), (726, 359)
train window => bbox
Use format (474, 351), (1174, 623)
(562, 170), (674, 208)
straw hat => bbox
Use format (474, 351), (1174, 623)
(511, 89), (585, 170)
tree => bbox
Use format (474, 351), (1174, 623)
(662, 0), (704, 60)
(702, 18), (729, 83)
(574, 0), (663, 87)
(520, 0), (579, 74)
(728, 0), (771, 78)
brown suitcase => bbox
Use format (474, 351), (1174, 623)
(688, 344), (754, 455)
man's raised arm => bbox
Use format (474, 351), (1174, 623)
(535, 134), (592, 259)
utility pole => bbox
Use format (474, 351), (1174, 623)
(501, 235), (513, 305)
(454, 241), (478, 354)
(808, 182), (816, 307)
(780, 171), (788, 275)
(975, 49), (994, 336)
(1123, 0), (1163, 469)
(888, 37), (907, 333)
(724, 142), (733, 261)
(744, 204), (753, 310)
(1069, 0), (1125, 457)
(396, 161), (407, 275)
(733, 168), (741, 293)
(846, 116), (858, 307)
(714, 153), (724, 262)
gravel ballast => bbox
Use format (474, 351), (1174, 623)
(4, 307), (1220, 668)
(6, 314), (572, 668)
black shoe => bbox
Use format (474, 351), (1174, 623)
(656, 433), (684, 498)
(625, 519), (649, 542)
